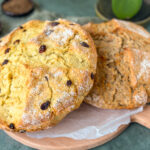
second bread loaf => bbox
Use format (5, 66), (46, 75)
(83, 19), (150, 109)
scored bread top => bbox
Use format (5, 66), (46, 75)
(0, 19), (97, 132)
(83, 19), (150, 109)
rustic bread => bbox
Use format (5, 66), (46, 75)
(83, 19), (150, 109)
(0, 19), (97, 132)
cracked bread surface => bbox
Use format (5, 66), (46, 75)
(0, 19), (97, 132)
(83, 19), (150, 109)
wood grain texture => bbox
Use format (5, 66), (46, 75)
(5, 125), (128, 150)
(131, 105), (150, 129)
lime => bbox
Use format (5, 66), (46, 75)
(112, 0), (143, 19)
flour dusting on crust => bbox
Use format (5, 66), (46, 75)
(115, 19), (150, 38)
(133, 91), (147, 104)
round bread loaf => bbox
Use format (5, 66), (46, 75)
(0, 19), (97, 132)
(83, 19), (150, 109)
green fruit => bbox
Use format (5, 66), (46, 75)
(112, 0), (143, 19)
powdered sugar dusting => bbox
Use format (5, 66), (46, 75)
(22, 110), (41, 126)
(50, 25), (74, 45)
(22, 113), (31, 124)
(22, 110), (51, 127)
(53, 71), (63, 78)
(29, 21), (75, 46)
(74, 35), (82, 40)
(0, 40), (8, 47)
(44, 29), (54, 36)
(30, 81), (43, 95)
(53, 91), (75, 110)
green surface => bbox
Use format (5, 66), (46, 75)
(35, 0), (97, 17)
(0, 0), (149, 150)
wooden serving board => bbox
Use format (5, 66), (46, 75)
(5, 105), (150, 150)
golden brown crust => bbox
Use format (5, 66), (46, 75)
(83, 19), (150, 109)
(0, 19), (97, 132)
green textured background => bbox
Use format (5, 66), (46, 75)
(0, 0), (150, 150)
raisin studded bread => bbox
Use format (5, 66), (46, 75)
(83, 19), (150, 109)
(0, 19), (97, 132)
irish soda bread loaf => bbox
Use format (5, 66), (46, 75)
(83, 19), (150, 109)
(0, 19), (97, 132)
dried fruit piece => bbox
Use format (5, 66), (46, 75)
(2, 59), (9, 65)
(91, 73), (94, 80)
(40, 101), (50, 110)
(45, 76), (48, 81)
(19, 26), (23, 29)
(66, 80), (72, 86)
(39, 45), (47, 53)
(9, 123), (15, 129)
(80, 42), (89, 48)
(13, 39), (20, 44)
(51, 22), (60, 26)
(5, 48), (10, 54)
